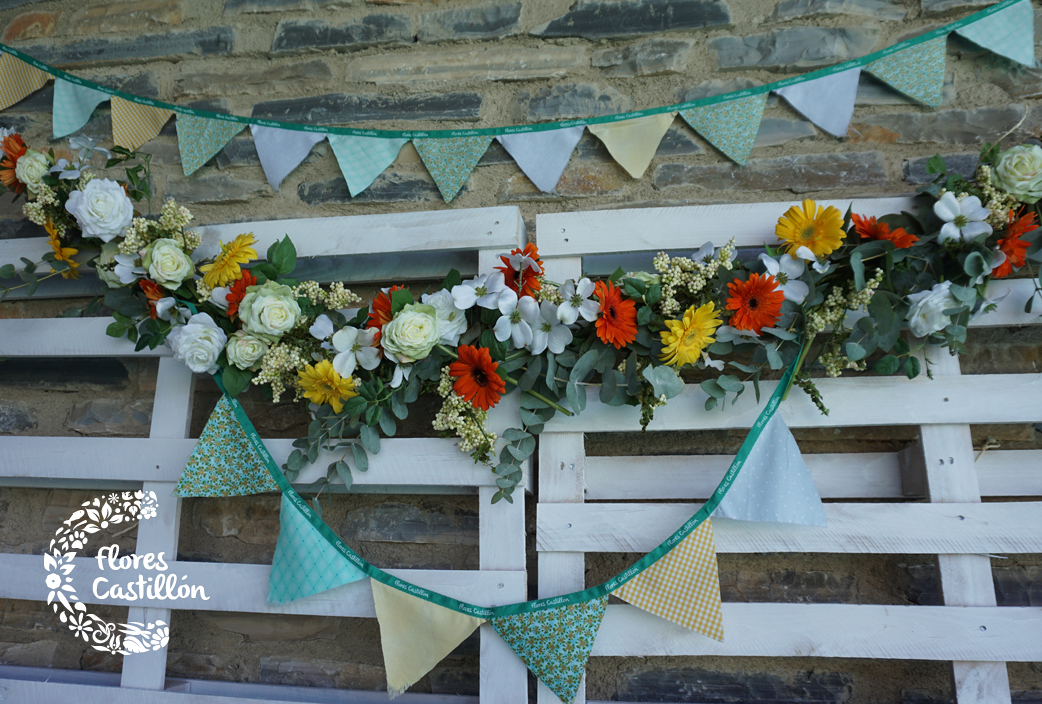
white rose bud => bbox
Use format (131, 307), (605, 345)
(237, 280), (302, 342)
(167, 313), (228, 374)
(381, 303), (441, 363)
(421, 288), (468, 346)
(992, 144), (1042, 205)
(225, 330), (269, 371)
(65, 178), (134, 242)
(906, 281), (959, 339)
(15, 149), (49, 196)
(142, 238), (195, 290)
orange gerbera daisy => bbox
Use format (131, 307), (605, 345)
(993, 209), (1037, 279)
(139, 278), (164, 319)
(449, 345), (506, 411)
(594, 280), (637, 349)
(851, 213), (919, 249)
(226, 269), (257, 320)
(726, 273), (785, 334)
(496, 243), (543, 299)
(0, 133), (27, 194)
(367, 284), (405, 330)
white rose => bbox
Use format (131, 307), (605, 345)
(95, 241), (123, 289)
(142, 238), (194, 290)
(906, 281), (959, 338)
(381, 303), (441, 363)
(225, 330), (269, 371)
(167, 312), (227, 374)
(422, 288), (468, 346)
(15, 149), (48, 196)
(64, 178), (134, 242)
(992, 145), (1042, 205)
(238, 281), (301, 341)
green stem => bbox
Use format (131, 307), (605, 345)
(782, 337), (812, 402)
(436, 344), (573, 417)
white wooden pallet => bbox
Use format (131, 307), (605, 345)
(535, 198), (1042, 704)
(0, 206), (530, 703)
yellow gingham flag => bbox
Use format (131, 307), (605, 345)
(112, 96), (172, 150)
(612, 518), (724, 641)
(0, 52), (48, 111)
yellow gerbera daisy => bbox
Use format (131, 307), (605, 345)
(297, 359), (358, 413)
(199, 232), (257, 289)
(45, 220), (79, 279)
(660, 302), (721, 367)
(775, 199), (845, 259)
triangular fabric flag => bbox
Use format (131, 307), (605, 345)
(587, 112), (676, 179)
(955, 0), (1035, 67)
(52, 78), (109, 138)
(250, 124), (325, 192)
(413, 135), (492, 203)
(713, 413), (827, 527)
(680, 94), (767, 165)
(267, 493), (368, 605)
(775, 67), (861, 138)
(496, 125), (585, 193)
(612, 518), (724, 642)
(491, 596), (607, 704)
(174, 396), (280, 497)
(0, 52), (48, 111)
(864, 36), (947, 107)
(176, 113), (246, 176)
(111, 96), (173, 150)
(327, 134), (408, 197)
(371, 580), (485, 697)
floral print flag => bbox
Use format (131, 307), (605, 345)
(177, 113), (245, 176)
(864, 36), (947, 107)
(680, 94), (767, 166)
(414, 135), (492, 202)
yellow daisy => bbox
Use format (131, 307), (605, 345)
(775, 199), (845, 259)
(660, 302), (721, 367)
(45, 220), (79, 279)
(199, 232), (257, 288)
(297, 360), (358, 414)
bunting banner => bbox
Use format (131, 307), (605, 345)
(611, 519), (724, 641)
(713, 414), (827, 527)
(371, 580), (485, 697)
(413, 135), (493, 202)
(864, 35), (948, 107)
(954, 0), (1035, 67)
(250, 124), (325, 192)
(680, 94), (767, 166)
(774, 68), (861, 138)
(52, 78), (109, 139)
(176, 113), (245, 176)
(587, 112), (676, 179)
(111, 96), (173, 151)
(267, 492), (369, 605)
(327, 133), (408, 197)
(173, 396), (279, 498)
(496, 124), (585, 193)
(490, 596), (608, 704)
(0, 51), (47, 111)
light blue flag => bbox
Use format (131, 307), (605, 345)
(267, 493), (368, 605)
(713, 414), (827, 527)
(177, 113), (245, 176)
(955, 0), (1035, 67)
(52, 78), (109, 138)
(680, 93), (767, 165)
(250, 124), (326, 192)
(864, 35), (947, 107)
(328, 134), (408, 197)
(497, 125), (585, 193)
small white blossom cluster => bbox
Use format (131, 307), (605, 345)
(653, 240), (736, 317)
(195, 279), (212, 302)
(327, 281), (362, 309)
(975, 164), (1019, 228)
(534, 277), (562, 304)
(23, 183), (60, 227)
(808, 269), (886, 376)
(120, 201), (198, 255)
(293, 280), (324, 303)
(253, 342), (307, 403)
(819, 334), (866, 377)
(432, 367), (497, 458)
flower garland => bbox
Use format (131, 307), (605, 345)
(2, 133), (1041, 503)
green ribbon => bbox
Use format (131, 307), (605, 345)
(0, 0), (1020, 140)
(213, 354), (799, 617)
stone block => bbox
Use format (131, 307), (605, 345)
(720, 569), (857, 603)
(348, 46), (585, 83)
(418, 2), (521, 42)
(166, 652), (237, 679)
(298, 172), (448, 203)
(753, 117), (817, 147)
(593, 38), (692, 77)
(2, 10), (58, 42)
(164, 176), (272, 204)
(20, 26), (234, 67)
(195, 496), (281, 545)
(848, 106), (1028, 145)
(81, 649), (123, 672)
(617, 667), (853, 702)
(0, 0), (43, 9)
(655, 125), (702, 157)
(196, 612), (339, 641)
(271, 16), (413, 55)
(994, 566), (1042, 606)
(225, 0), (351, 12)
(0, 357), (124, 389)
(429, 663), (480, 695)
(901, 562), (942, 605)
(532, 0), (731, 39)
(774, 0), (906, 21)
(678, 77), (762, 102)
(856, 70), (956, 105)
(342, 501), (478, 544)
(259, 656), (385, 689)
(0, 115), (37, 134)
(499, 161), (627, 201)
(252, 92), (483, 123)
(214, 136), (260, 167)
(922, 0), (996, 16)
(903, 152), (978, 185)
(43, 490), (103, 533)
(173, 59), (332, 99)
(522, 83), (632, 122)
(710, 25), (879, 71)
(0, 401), (36, 433)
(654, 151), (888, 192)
(977, 58), (1042, 100)
(0, 640), (59, 667)
(67, 0), (183, 35)
(66, 398), (152, 437)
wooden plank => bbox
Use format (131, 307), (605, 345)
(479, 624), (527, 704)
(592, 604), (1042, 661)
(542, 374), (1042, 433)
(537, 501), (1042, 554)
(0, 318), (169, 357)
(975, 449), (1042, 497)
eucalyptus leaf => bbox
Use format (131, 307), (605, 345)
(642, 365), (684, 399)
(335, 461), (353, 490)
(360, 424), (381, 454)
(352, 443), (369, 472)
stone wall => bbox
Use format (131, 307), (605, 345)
(0, 0), (1041, 700)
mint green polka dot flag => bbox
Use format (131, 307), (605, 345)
(52, 78), (109, 139)
(176, 113), (245, 176)
(955, 0), (1035, 68)
(414, 135), (492, 202)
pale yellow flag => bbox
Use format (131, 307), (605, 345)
(112, 96), (173, 151)
(612, 517), (724, 641)
(371, 580), (485, 697)
(587, 112), (676, 179)
(0, 53), (48, 111)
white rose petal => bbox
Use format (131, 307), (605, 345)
(906, 281), (959, 338)
(422, 288), (469, 346)
(992, 144), (1042, 205)
(167, 313), (227, 374)
(65, 178), (134, 242)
